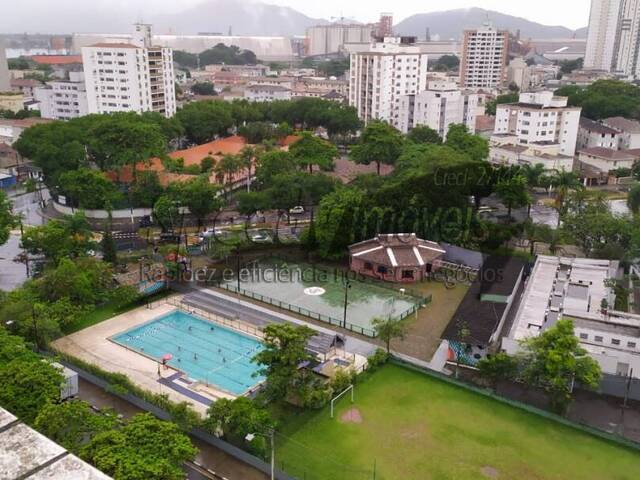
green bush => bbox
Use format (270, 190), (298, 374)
(367, 348), (389, 370)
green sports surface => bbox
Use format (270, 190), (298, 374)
(275, 363), (640, 480)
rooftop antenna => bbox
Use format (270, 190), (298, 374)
(228, 25), (232, 36)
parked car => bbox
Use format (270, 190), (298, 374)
(199, 227), (224, 239)
(251, 232), (272, 243)
(289, 206), (305, 215)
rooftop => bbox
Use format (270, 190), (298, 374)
(0, 406), (112, 480)
(579, 147), (640, 160)
(28, 55), (83, 65)
(579, 117), (619, 135)
(349, 234), (445, 268)
(88, 42), (140, 49)
(603, 117), (640, 134)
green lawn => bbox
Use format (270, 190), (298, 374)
(63, 290), (170, 334)
(275, 363), (640, 480)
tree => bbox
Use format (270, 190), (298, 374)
(0, 329), (63, 424)
(204, 397), (273, 454)
(153, 195), (180, 232)
(131, 171), (164, 208)
(555, 80), (640, 120)
(253, 323), (316, 402)
(82, 413), (197, 480)
(198, 43), (257, 66)
(445, 124), (489, 161)
(0, 191), (16, 246)
(34, 400), (118, 453)
(550, 169), (583, 226)
(191, 82), (216, 96)
(58, 168), (123, 209)
(520, 319), (602, 414)
(477, 352), (519, 392)
(628, 183), (640, 214)
(496, 174), (531, 220)
(214, 153), (241, 188)
(288, 132), (338, 174)
(172, 178), (222, 228)
(255, 151), (296, 186)
(175, 100), (234, 143)
(350, 121), (404, 175)
(371, 317), (408, 353)
(314, 188), (364, 259)
(21, 213), (95, 263)
(407, 125), (442, 145)
(431, 54), (460, 71)
(485, 92), (520, 116)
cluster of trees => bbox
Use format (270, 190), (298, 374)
(485, 92), (519, 115)
(153, 178), (222, 231)
(174, 44), (258, 69)
(0, 213), (138, 345)
(190, 81), (216, 96)
(0, 108), (41, 119)
(556, 80), (640, 120)
(430, 55), (460, 72)
(478, 319), (601, 414)
(301, 57), (350, 77)
(0, 329), (196, 479)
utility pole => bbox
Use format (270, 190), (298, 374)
(343, 280), (351, 329)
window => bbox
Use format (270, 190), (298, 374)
(595, 336), (603, 342)
(611, 338), (621, 346)
(579, 333), (588, 340)
(628, 341), (637, 349)
(402, 270), (415, 279)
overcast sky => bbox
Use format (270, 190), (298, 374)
(2, 0), (591, 32)
(267, 0), (591, 29)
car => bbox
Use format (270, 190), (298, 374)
(198, 227), (224, 239)
(289, 206), (305, 215)
(251, 233), (272, 243)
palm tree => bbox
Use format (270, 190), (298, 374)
(238, 146), (255, 192)
(550, 169), (583, 227)
(214, 154), (241, 196)
(521, 163), (546, 217)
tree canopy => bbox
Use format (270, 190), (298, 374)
(555, 80), (640, 120)
(288, 132), (338, 173)
(350, 121), (404, 175)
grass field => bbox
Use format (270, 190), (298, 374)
(275, 363), (640, 480)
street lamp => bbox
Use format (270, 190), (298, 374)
(245, 429), (275, 480)
(343, 280), (352, 329)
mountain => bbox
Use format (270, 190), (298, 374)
(151, 0), (327, 36)
(0, 0), (326, 36)
(395, 8), (586, 41)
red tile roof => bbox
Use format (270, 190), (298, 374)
(28, 55), (83, 65)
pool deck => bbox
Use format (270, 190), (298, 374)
(51, 303), (234, 416)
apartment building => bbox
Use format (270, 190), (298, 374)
(577, 117), (620, 150)
(493, 91), (581, 157)
(602, 117), (640, 149)
(349, 37), (429, 129)
(81, 24), (176, 118)
(585, 0), (640, 79)
(244, 84), (291, 102)
(34, 71), (88, 120)
(459, 23), (509, 90)
(397, 81), (479, 137)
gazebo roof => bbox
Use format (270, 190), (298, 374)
(349, 234), (446, 268)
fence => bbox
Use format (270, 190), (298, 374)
(55, 357), (296, 480)
(217, 282), (378, 337)
(390, 357), (640, 452)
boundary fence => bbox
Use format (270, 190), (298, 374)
(56, 357), (295, 480)
(390, 357), (640, 452)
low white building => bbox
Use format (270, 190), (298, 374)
(503, 256), (640, 380)
(576, 147), (640, 185)
(244, 84), (291, 102)
(34, 71), (88, 120)
(577, 117), (620, 150)
(493, 91), (581, 157)
(602, 117), (640, 150)
(507, 57), (531, 91)
(489, 142), (574, 171)
(397, 81), (479, 137)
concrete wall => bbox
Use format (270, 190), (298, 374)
(52, 200), (153, 219)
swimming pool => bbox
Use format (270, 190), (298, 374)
(111, 311), (265, 396)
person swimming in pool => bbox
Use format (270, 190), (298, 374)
(194, 353), (198, 360)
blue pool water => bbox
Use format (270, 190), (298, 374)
(112, 311), (265, 395)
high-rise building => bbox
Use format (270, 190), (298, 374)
(81, 24), (176, 117)
(459, 23), (509, 90)
(397, 81), (479, 137)
(375, 13), (394, 40)
(0, 38), (10, 92)
(584, 0), (622, 71)
(585, 0), (640, 79)
(349, 37), (429, 129)
(34, 71), (88, 120)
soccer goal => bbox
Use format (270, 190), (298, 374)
(330, 384), (354, 418)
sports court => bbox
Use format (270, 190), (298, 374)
(112, 310), (265, 396)
(221, 258), (422, 335)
